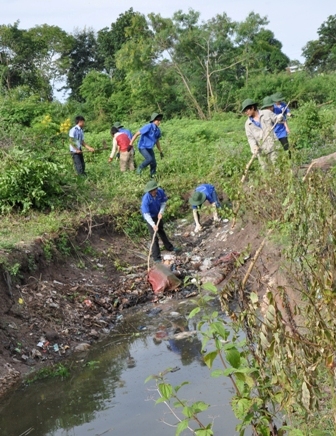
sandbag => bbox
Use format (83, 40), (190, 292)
(148, 264), (181, 294)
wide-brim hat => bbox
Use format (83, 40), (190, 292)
(113, 122), (123, 128)
(189, 191), (206, 206)
(241, 99), (257, 112)
(271, 92), (285, 102)
(261, 96), (274, 109)
(144, 180), (159, 193)
(150, 112), (163, 122)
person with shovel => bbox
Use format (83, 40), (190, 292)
(130, 113), (164, 177)
(141, 180), (177, 263)
(271, 92), (291, 153)
(189, 184), (221, 233)
(242, 98), (283, 169)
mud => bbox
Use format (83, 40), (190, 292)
(0, 212), (285, 398)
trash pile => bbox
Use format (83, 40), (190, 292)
(0, 216), (248, 396)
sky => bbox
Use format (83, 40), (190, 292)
(2, 0), (335, 61)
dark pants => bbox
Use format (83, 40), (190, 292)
(71, 152), (86, 175)
(139, 148), (157, 176)
(279, 137), (291, 158)
(147, 216), (174, 261)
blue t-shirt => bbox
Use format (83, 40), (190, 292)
(138, 123), (161, 150)
(119, 127), (132, 140)
(141, 188), (167, 217)
(192, 184), (215, 209)
(273, 102), (290, 117)
(273, 102), (290, 139)
(274, 122), (287, 139)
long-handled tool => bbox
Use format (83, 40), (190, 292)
(232, 102), (290, 228)
(147, 217), (161, 272)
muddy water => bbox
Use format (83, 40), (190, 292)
(0, 300), (238, 436)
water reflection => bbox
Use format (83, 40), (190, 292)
(0, 303), (238, 436)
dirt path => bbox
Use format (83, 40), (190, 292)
(0, 213), (285, 397)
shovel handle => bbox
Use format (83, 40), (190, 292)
(147, 217), (162, 272)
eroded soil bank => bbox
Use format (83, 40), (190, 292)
(0, 212), (282, 398)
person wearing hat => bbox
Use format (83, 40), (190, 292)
(141, 180), (176, 262)
(271, 92), (291, 153)
(189, 184), (221, 233)
(113, 122), (133, 140)
(108, 127), (135, 171)
(242, 98), (283, 169)
(130, 113), (164, 177)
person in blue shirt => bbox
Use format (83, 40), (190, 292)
(141, 180), (176, 262)
(271, 92), (291, 153)
(189, 184), (221, 233)
(113, 122), (133, 140)
(69, 115), (95, 175)
(130, 113), (164, 177)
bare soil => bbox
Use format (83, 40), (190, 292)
(0, 212), (288, 397)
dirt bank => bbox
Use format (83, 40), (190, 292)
(0, 213), (284, 397)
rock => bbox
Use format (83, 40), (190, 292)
(199, 268), (225, 285)
(199, 258), (212, 271)
(45, 331), (59, 341)
(74, 343), (91, 352)
(89, 329), (99, 338)
(147, 307), (162, 317)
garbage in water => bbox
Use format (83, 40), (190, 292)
(147, 263), (181, 294)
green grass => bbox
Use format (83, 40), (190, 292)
(0, 107), (335, 249)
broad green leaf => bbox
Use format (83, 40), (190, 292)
(250, 292), (258, 304)
(144, 375), (155, 383)
(223, 367), (235, 376)
(226, 348), (241, 368)
(182, 406), (193, 418)
(188, 307), (200, 318)
(202, 282), (218, 293)
(195, 429), (214, 436)
(192, 401), (209, 413)
(158, 382), (173, 400)
(211, 321), (229, 340)
(203, 351), (218, 369)
(174, 381), (190, 393)
(155, 397), (167, 404)
(176, 419), (189, 436)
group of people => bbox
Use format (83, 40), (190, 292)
(68, 112), (164, 177)
(242, 92), (291, 168)
(68, 91), (290, 262)
(141, 180), (221, 262)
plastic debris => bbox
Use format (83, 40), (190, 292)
(18, 298), (24, 305)
(53, 344), (59, 352)
(83, 299), (93, 307)
(148, 264), (181, 294)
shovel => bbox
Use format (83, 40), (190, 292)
(147, 217), (181, 294)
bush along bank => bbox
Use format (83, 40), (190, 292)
(145, 153), (336, 435)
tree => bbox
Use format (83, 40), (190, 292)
(234, 12), (289, 85)
(27, 24), (73, 93)
(97, 8), (145, 74)
(61, 28), (103, 101)
(0, 21), (52, 98)
(303, 15), (336, 72)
